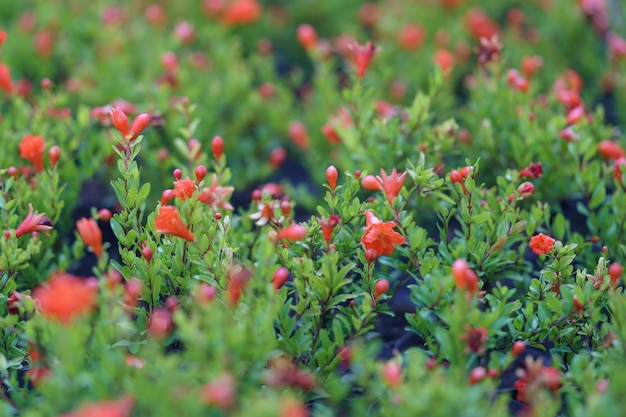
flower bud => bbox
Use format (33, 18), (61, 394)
(211, 135), (224, 160)
(142, 246), (153, 263)
(273, 267), (290, 290)
(297, 24), (317, 50)
(326, 165), (338, 192)
(517, 181), (535, 199)
(195, 165), (207, 183)
(374, 279), (389, 299)
(110, 107), (129, 137)
(48, 145), (61, 168)
(361, 175), (382, 190)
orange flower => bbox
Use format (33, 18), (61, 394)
(198, 174), (235, 211)
(220, 0), (262, 26)
(172, 177), (196, 200)
(361, 211), (405, 258)
(529, 233), (555, 255)
(76, 217), (103, 258)
(15, 203), (53, 238)
(59, 395), (135, 417)
(33, 273), (98, 324)
(19, 134), (45, 171)
(155, 206), (195, 241)
(377, 168), (407, 204)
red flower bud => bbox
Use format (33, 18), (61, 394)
(382, 360), (402, 388)
(361, 175), (382, 191)
(609, 262), (623, 287)
(469, 366), (487, 384)
(211, 135), (224, 160)
(273, 267), (290, 290)
(97, 209), (112, 222)
(48, 145), (61, 168)
(129, 113), (150, 140)
(511, 341), (526, 357)
(142, 246), (153, 263)
(276, 224), (308, 241)
(195, 165), (207, 183)
(297, 24), (317, 50)
(194, 282), (218, 304)
(517, 181), (535, 199)
(148, 307), (173, 338)
(374, 279), (389, 299)
(326, 165), (338, 192)
(110, 107), (130, 137)
(365, 248), (379, 264)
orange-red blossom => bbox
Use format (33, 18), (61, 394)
(109, 107), (150, 142)
(76, 217), (103, 258)
(360, 211), (405, 259)
(33, 273), (98, 324)
(529, 233), (555, 255)
(155, 206), (195, 242)
(19, 134), (45, 171)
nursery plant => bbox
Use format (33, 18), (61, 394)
(2, 1), (626, 416)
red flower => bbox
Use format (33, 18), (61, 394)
(0, 62), (13, 93)
(76, 218), (103, 258)
(320, 215), (340, 245)
(19, 134), (45, 171)
(377, 168), (407, 204)
(598, 140), (625, 160)
(361, 211), (405, 258)
(220, 0), (261, 26)
(460, 326), (488, 355)
(15, 203), (53, 238)
(33, 273), (98, 324)
(529, 233), (555, 255)
(59, 395), (135, 417)
(172, 177), (196, 200)
(348, 41), (380, 78)
(155, 206), (195, 241)
(519, 162), (543, 179)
